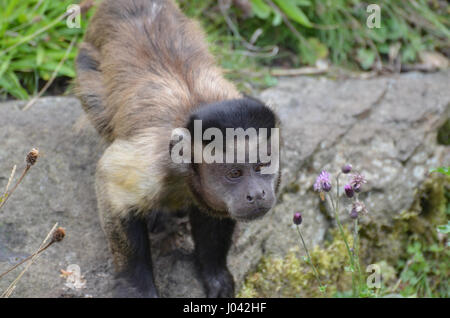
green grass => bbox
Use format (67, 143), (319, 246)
(0, 0), (449, 99)
(0, 0), (90, 99)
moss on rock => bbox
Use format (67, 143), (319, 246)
(238, 173), (449, 297)
(238, 228), (353, 297)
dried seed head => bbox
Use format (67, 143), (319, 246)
(349, 201), (369, 219)
(26, 148), (39, 166)
(52, 227), (66, 243)
(293, 212), (303, 225)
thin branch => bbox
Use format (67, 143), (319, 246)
(0, 239), (53, 280)
(218, 0), (278, 56)
(23, 36), (78, 111)
(4, 165), (16, 194)
(1, 224), (65, 297)
(0, 165), (30, 212)
(0, 149), (39, 212)
(270, 66), (328, 76)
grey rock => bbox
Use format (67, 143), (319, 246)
(0, 71), (448, 297)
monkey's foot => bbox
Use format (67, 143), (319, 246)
(200, 268), (235, 298)
(113, 272), (159, 298)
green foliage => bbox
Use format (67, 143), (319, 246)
(178, 0), (276, 92)
(437, 119), (450, 145)
(1, 0), (448, 98)
(241, 0), (449, 68)
(430, 167), (450, 176)
(437, 221), (450, 235)
(397, 240), (449, 297)
(0, 0), (91, 99)
(271, 0), (312, 28)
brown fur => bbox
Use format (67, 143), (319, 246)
(75, 0), (243, 276)
(76, 0), (240, 141)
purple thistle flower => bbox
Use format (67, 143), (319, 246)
(349, 208), (358, 219)
(341, 164), (352, 174)
(293, 212), (302, 225)
(344, 184), (354, 198)
(350, 173), (367, 192)
(314, 171), (332, 193)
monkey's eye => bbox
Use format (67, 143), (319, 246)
(227, 168), (243, 179)
(254, 162), (270, 172)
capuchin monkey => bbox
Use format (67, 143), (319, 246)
(75, 0), (281, 298)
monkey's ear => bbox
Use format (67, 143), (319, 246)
(262, 99), (281, 127)
(240, 93), (281, 127)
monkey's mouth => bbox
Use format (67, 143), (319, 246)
(231, 207), (271, 222)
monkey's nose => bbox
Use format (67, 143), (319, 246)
(246, 190), (265, 203)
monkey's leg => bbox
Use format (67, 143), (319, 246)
(100, 210), (158, 298)
(189, 207), (236, 298)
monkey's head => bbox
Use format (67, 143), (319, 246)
(171, 97), (281, 221)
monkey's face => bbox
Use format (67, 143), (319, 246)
(179, 96), (281, 221)
(195, 161), (279, 221)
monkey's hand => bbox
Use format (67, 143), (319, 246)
(200, 268), (235, 298)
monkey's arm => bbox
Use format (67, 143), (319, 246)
(95, 178), (157, 297)
(75, 43), (114, 141)
(94, 139), (167, 297)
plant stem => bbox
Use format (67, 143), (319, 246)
(296, 226), (325, 293)
(0, 164), (30, 212)
(352, 218), (363, 295)
(1, 223), (58, 298)
(329, 194), (354, 266)
(327, 192), (357, 296)
(0, 241), (53, 280)
(336, 172), (341, 214)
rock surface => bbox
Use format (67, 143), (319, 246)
(0, 71), (448, 297)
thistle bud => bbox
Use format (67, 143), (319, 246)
(322, 182), (332, 192)
(341, 164), (352, 174)
(344, 184), (354, 198)
(293, 212), (302, 225)
(350, 208), (358, 219)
